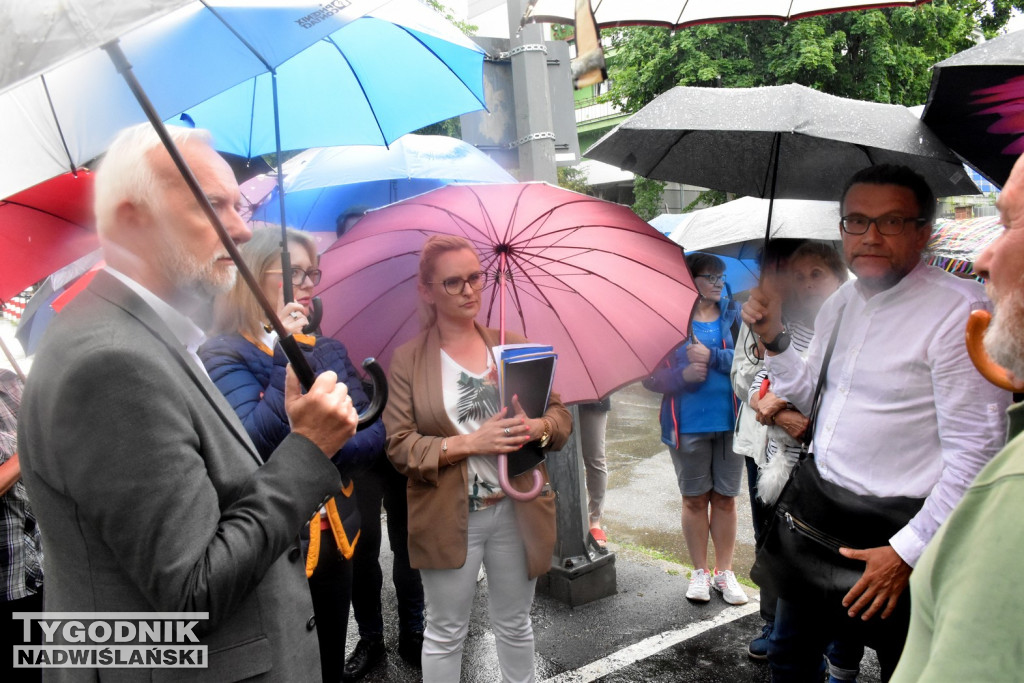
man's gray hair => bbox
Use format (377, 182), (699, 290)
(94, 123), (213, 236)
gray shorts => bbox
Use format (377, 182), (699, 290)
(669, 431), (743, 497)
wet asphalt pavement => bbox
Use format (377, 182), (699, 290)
(347, 382), (882, 683)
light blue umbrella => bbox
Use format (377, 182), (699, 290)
(173, 1), (487, 158)
(251, 134), (516, 231)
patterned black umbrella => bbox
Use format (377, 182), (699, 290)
(923, 30), (1024, 189)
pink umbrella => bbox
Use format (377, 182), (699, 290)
(317, 182), (698, 496)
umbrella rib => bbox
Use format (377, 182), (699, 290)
(1, 200), (91, 230)
(393, 26), (488, 111)
(200, 1), (275, 71)
(503, 246), (695, 370)
(39, 75), (76, 176)
(325, 35), (390, 146)
(642, 130), (691, 179)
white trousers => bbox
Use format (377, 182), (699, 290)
(420, 498), (537, 683)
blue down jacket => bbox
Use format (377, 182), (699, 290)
(200, 333), (386, 556)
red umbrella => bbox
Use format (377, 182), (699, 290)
(317, 182), (698, 406)
(0, 171), (98, 303)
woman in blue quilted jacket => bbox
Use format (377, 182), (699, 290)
(199, 226), (385, 683)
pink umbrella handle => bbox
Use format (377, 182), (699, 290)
(497, 454), (544, 501)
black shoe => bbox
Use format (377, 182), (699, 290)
(342, 637), (386, 682)
(397, 631), (424, 669)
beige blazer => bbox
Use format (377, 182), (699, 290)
(384, 323), (572, 578)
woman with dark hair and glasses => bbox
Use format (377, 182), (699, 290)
(384, 234), (571, 682)
(644, 252), (746, 606)
(199, 226), (385, 683)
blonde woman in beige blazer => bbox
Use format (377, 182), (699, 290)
(384, 235), (571, 683)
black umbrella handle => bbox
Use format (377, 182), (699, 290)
(356, 358), (388, 430)
(103, 39), (318, 392)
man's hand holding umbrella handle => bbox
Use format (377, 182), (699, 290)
(285, 365), (358, 457)
(839, 544), (912, 621)
(741, 283), (785, 351)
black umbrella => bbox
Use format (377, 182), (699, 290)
(588, 84), (977, 200)
(922, 30), (1024, 189)
(586, 84), (978, 267)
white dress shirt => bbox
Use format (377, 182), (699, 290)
(766, 261), (1010, 566)
(104, 267), (210, 379)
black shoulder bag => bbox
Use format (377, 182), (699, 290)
(749, 307), (925, 605)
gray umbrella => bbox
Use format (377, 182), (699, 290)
(587, 84), (978, 201)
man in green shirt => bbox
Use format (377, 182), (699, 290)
(891, 153), (1024, 681)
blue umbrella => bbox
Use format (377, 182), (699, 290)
(686, 251), (760, 295)
(251, 134), (516, 231)
(173, 1), (486, 158)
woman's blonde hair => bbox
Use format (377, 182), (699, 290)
(418, 234), (480, 329)
(210, 226), (318, 338)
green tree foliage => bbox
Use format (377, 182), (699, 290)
(632, 176), (666, 220)
(605, 1), (1024, 112)
(558, 166), (592, 194)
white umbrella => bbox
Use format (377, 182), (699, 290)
(522, 0), (933, 29)
(668, 197), (841, 258)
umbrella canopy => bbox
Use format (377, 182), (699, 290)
(586, 84), (978, 201)
(173, 1), (486, 160)
(316, 183), (698, 404)
(0, 0), (486, 200)
(521, 0), (933, 30)
(924, 215), (1003, 277)
(15, 250), (103, 356)
(0, 171), (98, 303)
(922, 29), (1024, 188)
(669, 197), (842, 259)
(250, 134), (516, 231)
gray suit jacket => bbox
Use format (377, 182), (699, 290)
(18, 272), (340, 681)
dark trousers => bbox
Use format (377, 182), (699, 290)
(308, 532), (353, 683)
(746, 456), (776, 623)
(3, 591), (43, 683)
(350, 456), (424, 639)
(769, 593), (911, 683)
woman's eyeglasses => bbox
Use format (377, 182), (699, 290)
(429, 271), (488, 296)
(695, 273), (726, 285)
(266, 267), (323, 286)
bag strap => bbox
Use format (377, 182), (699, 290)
(802, 304), (847, 449)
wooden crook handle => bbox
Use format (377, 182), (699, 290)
(965, 309), (1024, 392)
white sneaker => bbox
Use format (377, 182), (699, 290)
(712, 569), (749, 605)
(686, 568), (712, 602)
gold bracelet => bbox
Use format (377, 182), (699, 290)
(539, 418), (552, 448)
(441, 437), (450, 466)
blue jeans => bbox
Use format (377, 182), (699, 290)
(769, 595), (911, 683)
(350, 455), (425, 639)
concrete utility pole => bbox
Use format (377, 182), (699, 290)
(505, 0), (557, 185)
(505, 0), (616, 606)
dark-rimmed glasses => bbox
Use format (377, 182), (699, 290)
(429, 270), (488, 295)
(266, 267), (323, 286)
(695, 273), (726, 285)
(840, 215), (926, 236)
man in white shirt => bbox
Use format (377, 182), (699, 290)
(742, 164), (1010, 682)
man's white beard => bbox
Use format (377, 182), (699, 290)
(161, 233), (236, 301)
(983, 289), (1024, 381)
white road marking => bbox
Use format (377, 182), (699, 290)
(541, 601), (761, 683)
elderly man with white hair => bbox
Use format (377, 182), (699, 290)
(17, 123), (358, 681)
(891, 154), (1024, 682)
